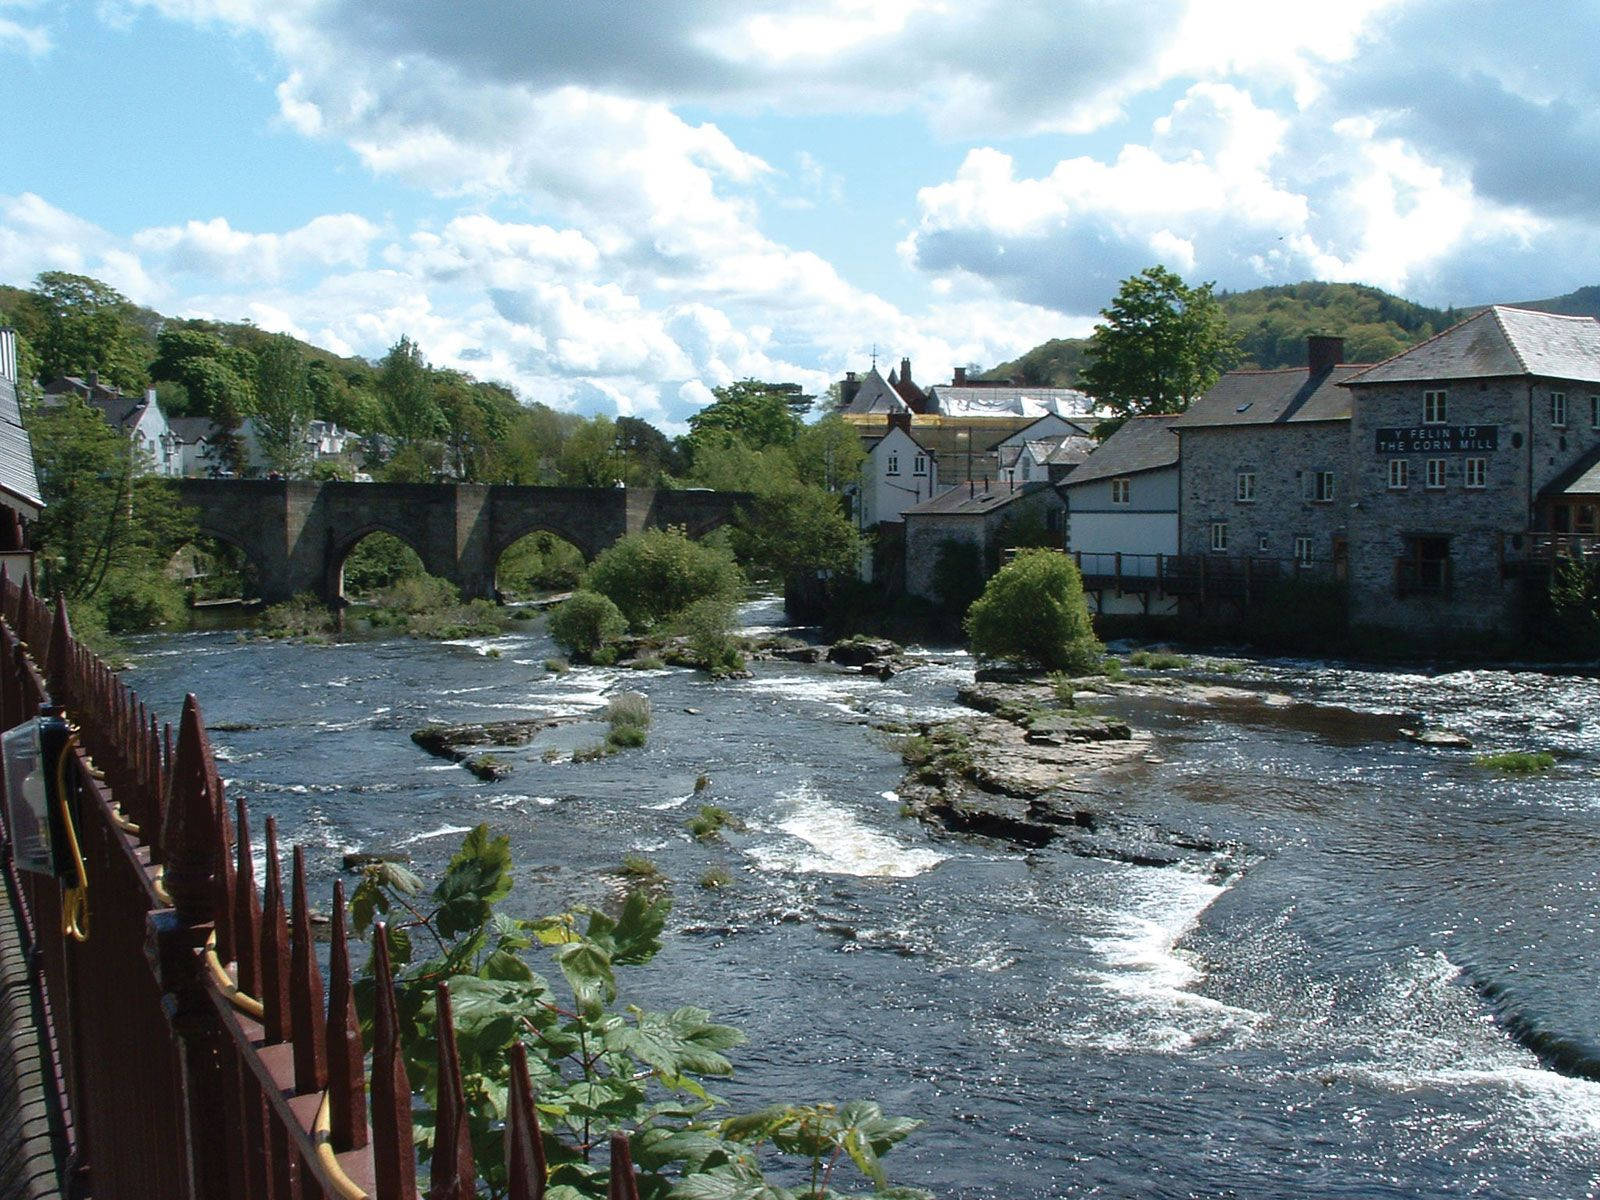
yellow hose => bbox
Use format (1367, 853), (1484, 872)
(53, 733), (89, 942)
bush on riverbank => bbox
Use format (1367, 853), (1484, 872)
(259, 592), (335, 639)
(966, 549), (1102, 674)
(584, 526), (743, 630)
(674, 597), (745, 676)
(350, 825), (923, 1199)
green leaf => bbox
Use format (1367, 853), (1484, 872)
(835, 1102), (921, 1155)
(376, 860), (424, 896)
(481, 947), (535, 981)
(555, 940), (616, 1010)
(669, 1164), (795, 1200)
(433, 824), (514, 938)
(611, 888), (670, 964)
(608, 1008), (743, 1078)
(350, 875), (387, 936)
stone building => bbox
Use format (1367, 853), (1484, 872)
(902, 480), (1064, 601)
(1342, 306), (1600, 637)
(1171, 336), (1366, 572)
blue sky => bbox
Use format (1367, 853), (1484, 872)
(4, 1), (1600, 429)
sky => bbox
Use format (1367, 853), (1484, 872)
(3, 0), (1599, 429)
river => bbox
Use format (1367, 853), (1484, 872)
(123, 600), (1600, 1199)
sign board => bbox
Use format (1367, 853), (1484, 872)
(2, 719), (51, 876)
(1375, 425), (1499, 454)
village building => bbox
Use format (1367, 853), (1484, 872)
(902, 480), (1064, 601)
(1058, 414), (1182, 615)
(850, 413), (947, 583)
(1341, 306), (1600, 638)
(995, 414), (1096, 486)
(42, 376), (182, 477)
(1171, 336), (1365, 580)
(0, 331), (42, 582)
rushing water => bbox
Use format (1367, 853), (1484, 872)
(123, 602), (1600, 1199)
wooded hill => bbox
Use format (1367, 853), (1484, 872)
(982, 280), (1600, 386)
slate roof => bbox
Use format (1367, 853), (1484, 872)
(840, 367), (910, 415)
(904, 479), (1053, 517)
(1059, 414), (1180, 487)
(1171, 363), (1366, 429)
(1344, 306), (1600, 386)
(168, 417), (219, 443)
(926, 384), (1096, 419)
(87, 395), (151, 431)
(0, 376), (43, 514)
(1541, 445), (1600, 497)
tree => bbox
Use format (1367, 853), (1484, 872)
(378, 335), (440, 445)
(556, 415), (621, 487)
(1080, 266), (1238, 417)
(547, 589), (628, 657)
(964, 548), (1102, 672)
(736, 484), (861, 580)
(791, 414), (866, 493)
(26, 272), (144, 388)
(252, 334), (313, 476)
(687, 379), (809, 454)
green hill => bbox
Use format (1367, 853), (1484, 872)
(983, 280), (1485, 385)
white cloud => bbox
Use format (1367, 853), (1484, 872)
(0, 16), (49, 55)
(132, 214), (380, 283)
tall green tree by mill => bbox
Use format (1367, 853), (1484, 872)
(22, 272), (146, 390)
(252, 333), (314, 476)
(1080, 266), (1239, 420)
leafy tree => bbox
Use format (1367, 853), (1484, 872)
(965, 548), (1102, 673)
(615, 415), (685, 484)
(688, 380), (809, 454)
(252, 334), (314, 476)
(149, 326), (258, 471)
(350, 825), (924, 1199)
(28, 395), (193, 632)
(343, 532), (426, 594)
(736, 485), (861, 581)
(497, 532), (585, 596)
(378, 335), (441, 445)
(1549, 558), (1600, 654)
(685, 436), (795, 494)
(583, 526), (743, 630)
(790, 415), (866, 493)
(307, 359), (383, 434)
(1079, 266), (1239, 416)
(547, 589), (628, 657)
(26, 272), (144, 388)
(557, 415), (621, 487)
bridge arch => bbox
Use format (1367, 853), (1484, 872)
(327, 522), (454, 603)
(491, 528), (589, 601)
(180, 520), (271, 601)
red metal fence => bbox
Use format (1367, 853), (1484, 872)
(0, 576), (632, 1199)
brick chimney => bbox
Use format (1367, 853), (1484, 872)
(840, 371), (861, 409)
(1308, 335), (1344, 376)
(887, 411), (912, 435)
(953, 366), (968, 385)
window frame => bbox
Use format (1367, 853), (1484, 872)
(1387, 459), (1409, 490)
(1425, 458), (1447, 490)
(1236, 471), (1257, 503)
(1110, 477), (1131, 505)
(1210, 521), (1228, 553)
(1591, 394), (1599, 430)
(1311, 471), (1336, 503)
(1464, 457), (1486, 489)
(913, 453), (927, 476)
(1293, 535), (1313, 566)
(885, 452), (899, 476)
(1424, 390), (1447, 424)
(1552, 391), (1568, 428)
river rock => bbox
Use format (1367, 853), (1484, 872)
(828, 636), (902, 666)
(412, 717), (569, 760)
(769, 645), (826, 664)
(1024, 712), (1132, 745)
(1401, 727), (1474, 749)
(342, 849), (410, 871)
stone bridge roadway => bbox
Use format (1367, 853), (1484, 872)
(172, 480), (752, 604)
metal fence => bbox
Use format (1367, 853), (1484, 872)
(0, 575), (618, 1199)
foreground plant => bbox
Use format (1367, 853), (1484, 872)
(352, 826), (926, 1200)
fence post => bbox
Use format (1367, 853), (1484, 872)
(431, 983), (475, 1200)
(505, 1042), (547, 1200)
(290, 846), (328, 1094)
(371, 923), (419, 1200)
(325, 880), (367, 1152)
(151, 694), (231, 1200)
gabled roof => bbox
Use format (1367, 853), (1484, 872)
(0, 377), (42, 515)
(1343, 306), (1600, 387)
(1172, 363), (1366, 429)
(904, 479), (1053, 517)
(168, 417), (220, 443)
(1541, 445), (1600, 498)
(840, 367), (910, 415)
(1059, 414), (1180, 487)
(87, 395), (152, 431)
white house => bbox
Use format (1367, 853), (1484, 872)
(996, 414), (1096, 485)
(43, 383), (182, 477)
(1058, 414), (1181, 615)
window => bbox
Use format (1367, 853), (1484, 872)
(1552, 391), (1568, 427)
(1591, 395), (1599, 430)
(913, 454), (927, 476)
(1305, 470), (1336, 502)
(1388, 459), (1409, 490)
(1424, 390), (1447, 423)
(1257, 534), (1270, 552)
(1110, 478), (1130, 504)
(1294, 536), (1313, 566)
(1236, 471), (1257, 503)
(1425, 458), (1446, 489)
(1021, 459), (1032, 481)
(1464, 457), (1486, 489)
(1397, 535), (1450, 596)
(1210, 522), (1228, 552)
(886, 452), (899, 475)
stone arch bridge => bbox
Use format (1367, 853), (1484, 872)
(172, 480), (752, 604)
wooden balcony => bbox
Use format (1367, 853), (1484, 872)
(1499, 532), (1600, 578)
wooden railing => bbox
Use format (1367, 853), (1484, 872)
(0, 575), (629, 1198)
(1068, 551), (1339, 601)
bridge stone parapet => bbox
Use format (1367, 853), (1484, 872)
(172, 480), (751, 604)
